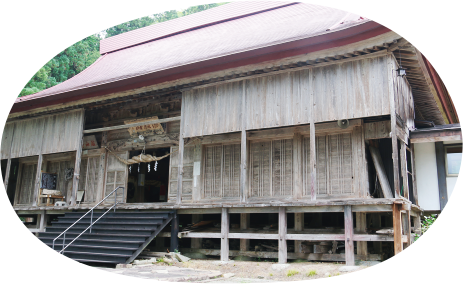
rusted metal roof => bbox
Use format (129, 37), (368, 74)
(15, 1), (372, 109)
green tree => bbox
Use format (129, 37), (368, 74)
(19, 2), (227, 97)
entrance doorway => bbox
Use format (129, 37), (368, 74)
(127, 148), (170, 203)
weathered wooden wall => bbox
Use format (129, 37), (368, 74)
(2, 109), (84, 159)
(391, 57), (415, 130)
(182, 55), (391, 138)
(182, 82), (243, 137)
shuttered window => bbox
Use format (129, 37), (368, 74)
(250, 139), (293, 198)
(17, 163), (37, 205)
(303, 133), (354, 197)
(169, 146), (195, 202)
(203, 144), (240, 199)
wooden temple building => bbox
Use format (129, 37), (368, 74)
(1, 1), (460, 265)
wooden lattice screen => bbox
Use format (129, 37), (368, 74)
(303, 133), (354, 197)
(203, 144), (240, 199)
(250, 139), (293, 198)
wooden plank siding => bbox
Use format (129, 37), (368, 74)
(5, 109), (84, 159)
(182, 56), (391, 138)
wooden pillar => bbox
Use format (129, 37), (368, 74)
(38, 210), (46, 232)
(387, 54), (400, 198)
(293, 133), (303, 199)
(170, 211), (179, 252)
(400, 141), (409, 200)
(191, 214), (202, 249)
(294, 213), (304, 253)
(344, 205), (354, 266)
(413, 215), (421, 241)
(402, 210), (412, 249)
(3, 159), (11, 191)
(310, 123), (316, 200)
(240, 213), (250, 252)
(32, 154), (43, 207)
(240, 80), (248, 203)
(192, 144), (202, 202)
(176, 98), (186, 205)
(278, 207), (287, 264)
(392, 203), (403, 254)
(371, 214), (382, 254)
(435, 142), (448, 210)
(221, 208), (229, 262)
(355, 212), (368, 256)
(70, 114), (85, 206)
(410, 145), (419, 205)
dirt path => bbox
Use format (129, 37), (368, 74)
(169, 260), (371, 282)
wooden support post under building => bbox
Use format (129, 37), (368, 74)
(3, 159), (11, 191)
(278, 207), (287, 263)
(221, 208), (230, 261)
(344, 205), (354, 266)
(371, 214), (382, 254)
(356, 212), (368, 256)
(35, 210), (47, 236)
(170, 211), (179, 252)
(32, 154), (43, 207)
(294, 212), (304, 253)
(402, 210), (412, 249)
(191, 214), (202, 249)
(240, 213), (250, 251)
(392, 203), (403, 254)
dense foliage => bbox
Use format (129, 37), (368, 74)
(19, 3), (226, 97)
(415, 214), (438, 241)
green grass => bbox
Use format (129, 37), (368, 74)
(286, 270), (300, 277)
(306, 270), (317, 277)
(269, 273), (273, 277)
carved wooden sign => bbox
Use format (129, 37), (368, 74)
(83, 135), (99, 149)
(125, 116), (165, 137)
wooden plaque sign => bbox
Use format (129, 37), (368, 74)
(41, 172), (57, 190)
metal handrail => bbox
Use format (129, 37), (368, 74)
(52, 186), (125, 252)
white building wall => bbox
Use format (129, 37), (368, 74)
(415, 142), (440, 211)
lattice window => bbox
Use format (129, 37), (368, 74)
(303, 133), (354, 196)
(105, 152), (127, 203)
(250, 139), (293, 198)
(78, 156), (100, 203)
(204, 144), (240, 199)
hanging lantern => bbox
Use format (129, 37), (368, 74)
(396, 65), (406, 77)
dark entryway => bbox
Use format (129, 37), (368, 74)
(127, 148), (170, 203)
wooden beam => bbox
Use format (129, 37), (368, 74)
(401, 141), (410, 200)
(410, 129), (462, 143)
(278, 207), (287, 263)
(221, 208), (230, 261)
(293, 133), (303, 199)
(240, 213), (250, 251)
(344, 205), (354, 266)
(286, 234), (345, 241)
(310, 122), (316, 201)
(356, 212), (368, 256)
(369, 146), (394, 198)
(435, 142), (448, 210)
(393, 203), (403, 254)
(83, 116), (181, 134)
